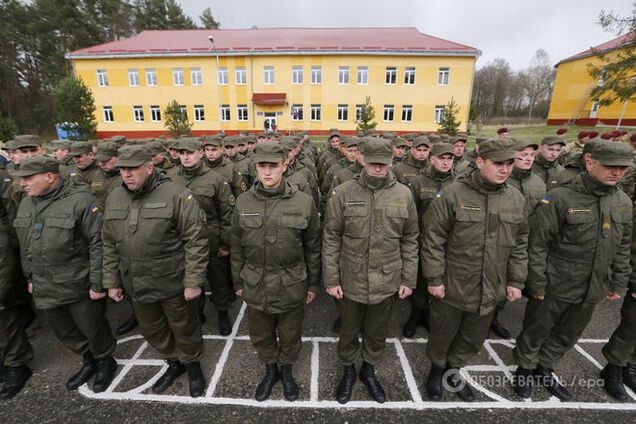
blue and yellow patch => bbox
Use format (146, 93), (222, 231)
(541, 196), (551, 205)
(183, 191), (194, 201)
(89, 204), (99, 214)
(435, 191), (444, 198)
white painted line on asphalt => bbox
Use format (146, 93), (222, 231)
(310, 341), (319, 402)
(105, 341), (148, 394)
(126, 364), (168, 395)
(483, 340), (514, 382)
(461, 369), (510, 403)
(392, 339), (423, 403)
(576, 344), (636, 402)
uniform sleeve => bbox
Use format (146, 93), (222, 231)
(526, 194), (562, 297)
(399, 195), (420, 289)
(215, 180), (235, 247)
(230, 203), (244, 290)
(629, 206), (636, 293)
(303, 199), (322, 291)
(101, 196), (120, 290)
(610, 202), (634, 296)
(420, 192), (453, 286)
(321, 189), (346, 288)
(77, 196), (104, 292)
(175, 191), (209, 288)
(507, 200), (529, 289)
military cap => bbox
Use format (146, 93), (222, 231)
(115, 145), (152, 168)
(236, 138), (248, 146)
(279, 137), (298, 152)
(601, 132), (614, 140)
(430, 143), (455, 157)
(177, 138), (203, 152)
(344, 138), (361, 148)
(577, 131), (589, 139)
(392, 137), (407, 148)
(50, 140), (71, 150)
(88, 139), (101, 146)
(70, 141), (93, 157)
(540, 136), (566, 146)
(590, 141), (633, 167)
(361, 138), (392, 164)
(556, 128), (568, 135)
(12, 155), (59, 177)
(412, 136), (431, 148)
(223, 137), (238, 147)
(109, 135), (127, 145)
(427, 134), (441, 144)
(14, 134), (42, 149)
(630, 133), (636, 143)
(202, 136), (222, 147)
(451, 135), (468, 144)
(94, 141), (120, 162)
(440, 134), (450, 143)
(165, 139), (180, 149)
(478, 139), (515, 162)
(513, 138), (539, 151)
(253, 142), (286, 163)
(3, 140), (16, 150)
(588, 131), (599, 139)
(246, 135), (257, 144)
(475, 137), (488, 145)
(382, 132), (397, 140)
(497, 127), (509, 135)
(257, 132), (269, 138)
(402, 133), (417, 141)
(146, 140), (165, 155)
(328, 131), (341, 140)
(583, 139), (601, 155)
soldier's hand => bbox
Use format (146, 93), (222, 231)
(236, 288), (243, 297)
(184, 287), (202, 301)
(606, 292), (622, 301)
(89, 290), (107, 300)
(306, 291), (317, 304)
(326, 285), (344, 300)
(108, 288), (124, 303)
(632, 292), (636, 300)
(398, 285), (413, 299)
(532, 295), (545, 301)
(428, 285), (445, 299)
(218, 247), (230, 257)
(506, 286), (522, 302)
(27, 282), (33, 294)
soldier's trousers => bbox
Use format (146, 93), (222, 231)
(339, 296), (394, 366)
(426, 299), (494, 368)
(208, 256), (231, 311)
(602, 293), (636, 366)
(410, 269), (430, 310)
(40, 298), (116, 359)
(0, 305), (33, 367)
(134, 294), (203, 363)
(513, 297), (595, 370)
(247, 305), (304, 365)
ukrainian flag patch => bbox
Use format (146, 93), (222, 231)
(184, 191), (194, 200)
(89, 204), (99, 214)
(541, 196), (550, 205)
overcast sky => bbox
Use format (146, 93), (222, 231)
(178, 0), (632, 70)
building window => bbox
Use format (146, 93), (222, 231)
(337, 104), (349, 121)
(310, 104), (321, 121)
(338, 66), (350, 84)
(97, 69), (108, 87)
(191, 68), (203, 85)
(173, 68), (184, 86)
(193, 105), (205, 122)
(103, 106), (114, 122)
(357, 66), (368, 84)
(128, 69), (140, 86)
(598, 68), (607, 87)
(385, 67), (397, 85)
(355, 104), (364, 121)
(402, 105), (413, 122)
(236, 67), (247, 85)
(217, 67), (227, 85)
(179, 105), (188, 119)
(292, 104), (303, 121)
(237, 104), (248, 121)
(438, 68), (450, 85)
(292, 66), (303, 84)
(150, 105), (161, 122)
(383, 105), (395, 122)
(310, 66), (322, 84)
(434, 105), (445, 123)
(133, 105), (144, 122)
(145, 69), (157, 86)
(264, 66), (275, 84)
(220, 104), (230, 121)
(404, 67), (416, 85)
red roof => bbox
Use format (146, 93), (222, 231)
(557, 31), (635, 66)
(252, 93), (287, 105)
(67, 27), (479, 58)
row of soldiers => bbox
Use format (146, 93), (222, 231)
(0, 127), (634, 405)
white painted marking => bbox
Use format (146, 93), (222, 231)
(461, 368), (510, 403)
(392, 339), (423, 403)
(310, 341), (319, 402)
(483, 340), (514, 382)
(105, 341), (148, 394)
(575, 344), (636, 402)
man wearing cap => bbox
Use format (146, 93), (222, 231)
(146, 141), (175, 171)
(451, 136), (467, 163)
(50, 140), (73, 167)
(513, 141), (633, 401)
(329, 139), (365, 193)
(532, 136), (565, 189)
(323, 138), (418, 404)
(497, 127), (510, 140)
(202, 136), (237, 192)
(391, 137), (407, 163)
(103, 145), (209, 398)
(224, 137), (251, 194)
(454, 138), (485, 179)
(91, 141), (123, 208)
(317, 132), (343, 183)
(553, 140), (601, 188)
(421, 139), (527, 402)
(67, 141), (102, 188)
(12, 155), (117, 394)
(167, 138), (235, 335)
(556, 128), (568, 140)
(559, 131), (589, 165)
(392, 136), (430, 185)
(277, 138), (318, 207)
(321, 139), (356, 207)
(231, 142), (320, 402)
(508, 139), (547, 217)
(402, 143), (455, 339)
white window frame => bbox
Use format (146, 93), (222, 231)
(310, 66), (322, 85)
(97, 69), (109, 87)
(385, 67), (397, 85)
(145, 68), (157, 86)
(590, 100), (600, 118)
(133, 105), (144, 123)
(292, 66), (303, 84)
(193, 105), (205, 122)
(401, 105), (413, 122)
(191, 68), (203, 86)
(179, 105), (188, 119)
(357, 66), (368, 85)
(236, 67), (247, 85)
(103, 106), (114, 122)
(216, 67), (228, 85)
(434, 105), (445, 123)
(598, 68), (607, 87)
(128, 69), (140, 87)
(292, 104), (303, 121)
(383, 104), (395, 122)
(438, 68), (450, 85)
(263, 66), (275, 85)
(237, 105), (248, 121)
(355, 104), (364, 121)
(310, 104), (321, 121)
(404, 67), (416, 85)
(172, 68), (184, 86)
(150, 105), (161, 122)
(337, 104), (349, 121)
(338, 66), (350, 85)
(220, 104), (230, 121)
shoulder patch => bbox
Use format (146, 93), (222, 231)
(89, 204), (100, 214)
(183, 191), (194, 201)
(541, 196), (551, 205)
(228, 195), (236, 206)
(435, 191), (444, 198)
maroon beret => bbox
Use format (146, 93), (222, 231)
(497, 127), (509, 135)
(577, 131), (589, 139)
(601, 132), (614, 140)
(588, 131), (599, 139)
(556, 128), (568, 135)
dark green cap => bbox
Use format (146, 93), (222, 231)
(4, 140), (16, 150)
(223, 137), (238, 147)
(513, 138), (539, 151)
(177, 138), (202, 152)
(402, 133), (417, 141)
(392, 137), (407, 148)
(202, 136), (222, 147)
(70, 141), (93, 157)
(541, 136), (566, 146)
(115, 145), (152, 168)
(11, 156), (59, 177)
(412, 136), (431, 148)
(427, 134), (441, 144)
(110, 135), (127, 145)
(361, 138), (393, 164)
(253, 142), (287, 163)
(95, 141), (120, 161)
(451, 135), (468, 144)
(50, 140), (71, 150)
(279, 137), (298, 152)
(583, 139), (601, 155)
(328, 131), (341, 140)
(478, 139), (515, 162)
(344, 138), (361, 148)
(14, 135), (42, 149)
(590, 141), (633, 167)
(431, 143), (455, 157)
(146, 141), (165, 155)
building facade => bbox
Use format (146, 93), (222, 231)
(66, 28), (479, 137)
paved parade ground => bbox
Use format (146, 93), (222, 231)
(1, 291), (634, 423)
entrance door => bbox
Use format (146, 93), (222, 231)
(589, 100), (599, 119)
(264, 113), (277, 133)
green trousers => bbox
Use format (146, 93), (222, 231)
(41, 298), (116, 359)
(134, 294), (203, 363)
(338, 296), (394, 366)
(410, 269), (430, 310)
(0, 305), (33, 367)
(602, 293), (636, 366)
(426, 298), (494, 368)
(208, 256), (232, 311)
(513, 297), (595, 369)
(247, 305), (304, 365)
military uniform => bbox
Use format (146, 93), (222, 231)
(531, 137), (566, 189)
(391, 137), (429, 184)
(92, 141), (123, 208)
(202, 137), (237, 192)
(224, 138), (252, 194)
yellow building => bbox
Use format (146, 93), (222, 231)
(548, 32), (636, 127)
(66, 28), (479, 138)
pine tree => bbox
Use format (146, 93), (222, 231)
(53, 77), (97, 139)
(438, 97), (462, 135)
(164, 100), (191, 137)
(199, 7), (220, 29)
(355, 96), (377, 135)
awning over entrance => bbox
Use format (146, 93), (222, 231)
(252, 93), (287, 105)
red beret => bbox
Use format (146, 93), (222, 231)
(577, 131), (589, 139)
(601, 132), (613, 140)
(497, 127), (509, 134)
(556, 128), (568, 135)
(630, 133), (636, 143)
(588, 131), (599, 139)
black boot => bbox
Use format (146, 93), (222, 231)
(601, 363), (628, 402)
(623, 364), (636, 393)
(490, 316), (511, 339)
(332, 316), (342, 334)
(446, 368), (475, 402)
(359, 361), (386, 403)
(116, 314), (138, 335)
(512, 366), (534, 399)
(218, 311), (232, 336)
(402, 307), (422, 338)
(255, 364), (279, 401)
(186, 361), (205, 398)
(66, 352), (97, 390)
(419, 308), (430, 333)
(93, 356), (117, 393)
(0, 365), (32, 400)
(152, 359), (186, 393)
(280, 364), (299, 401)
(336, 364), (356, 404)
(425, 364), (444, 400)
(534, 365), (572, 401)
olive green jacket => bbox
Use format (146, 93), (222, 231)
(421, 170), (529, 315)
(13, 180), (103, 309)
(230, 180), (321, 314)
(91, 169), (123, 208)
(532, 155), (564, 190)
(410, 166), (454, 223)
(230, 153), (252, 194)
(205, 156), (237, 193)
(102, 171), (209, 303)
(323, 171), (419, 305)
(391, 155), (427, 185)
(508, 167), (547, 217)
(527, 173), (632, 303)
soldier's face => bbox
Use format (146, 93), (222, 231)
(430, 154), (454, 173)
(120, 163), (153, 191)
(346, 146), (358, 163)
(514, 147), (536, 170)
(411, 145), (430, 161)
(539, 144), (562, 162)
(178, 149), (203, 168)
(498, 132), (510, 140)
(98, 156), (118, 172)
(238, 144), (249, 154)
(20, 173), (58, 197)
(73, 152), (94, 170)
(168, 148), (179, 159)
(392, 146), (405, 158)
(13, 147), (43, 165)
(204, 145), (224, 161)
(151, 152), (165, 166)
(330, 137), (340, 149)
(586, 160), (628, 186)
(477, 158), (514, 185)
(453, 142), (466, 157)
(363, 161), (391, 178)
(224, 145), (237, 157)
(256, 161), (287, 188)
(54, 148), (69, 161)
